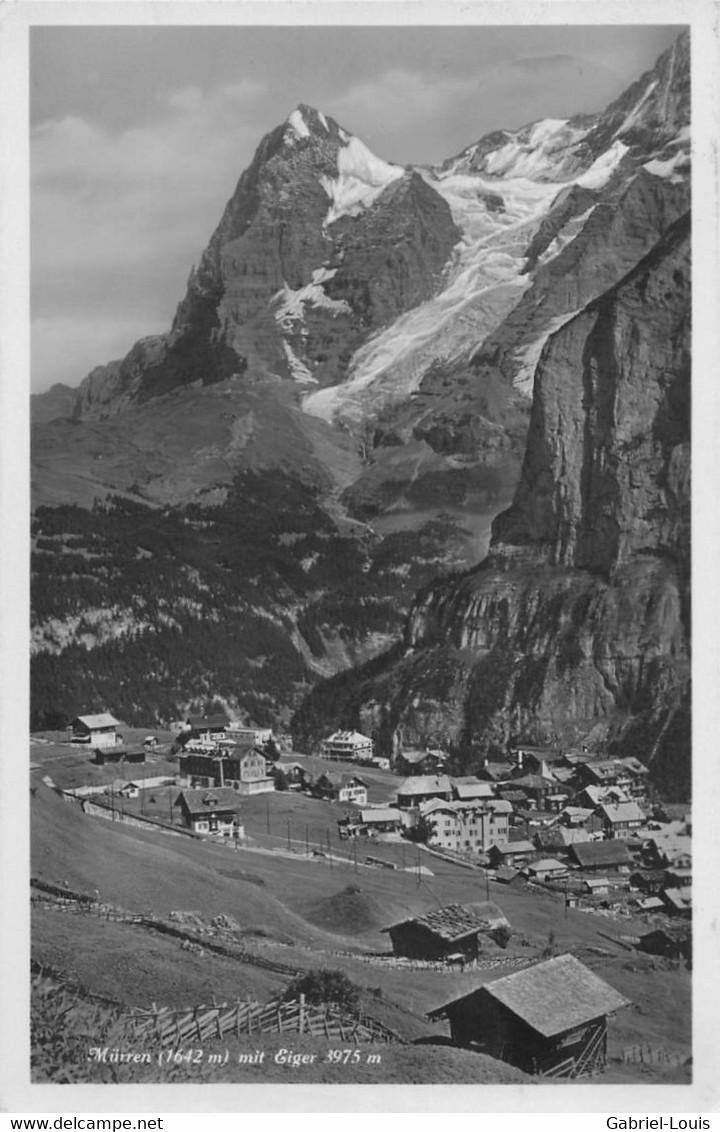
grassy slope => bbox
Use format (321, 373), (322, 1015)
(31, 782), (691, 1083)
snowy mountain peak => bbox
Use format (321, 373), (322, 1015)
(320, 134), (406, 225)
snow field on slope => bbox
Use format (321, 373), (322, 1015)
(273, 267), (351, 337)
(303, 168), (561, 423)
(320, 135), (405, 225)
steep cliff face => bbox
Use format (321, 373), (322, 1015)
(294, 214), (691, 797)
(73, 106), (459, 421)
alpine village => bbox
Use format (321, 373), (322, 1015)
(30, 31), (692, 1086)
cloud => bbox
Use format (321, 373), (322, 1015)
(32, 315), (169, 390)
(31, 79), (268, 390)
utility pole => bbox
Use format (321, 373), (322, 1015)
(327, 829), (333, 868)
(266, 796), (270, 835)
(286, 820), (291, 852)
(305, 824), (309, 858)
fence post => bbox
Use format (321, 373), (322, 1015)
(299, 993), (305, 1034)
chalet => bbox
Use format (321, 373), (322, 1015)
(597, 800), (646, 839)
(427, 953), (630, 1077)
(398, 748), (447, 775)
(313, 773), (368, 806)
(396, 775), (453, 809)
(452, 780), (496, 802)
(511, 774), (561, 810)
(662, 887), (692, 917)
(578, 758), (648, 800)
(581, 877), (612, 897)
(175, 787), (241, 837)
(638, 925), (691, 962)
(663, 867), (692, 889)
(630, 869), (666, 895)
(184, 714), (231, 750)
(419, 798), (510, 855)
(276, 761), (311, 790)
(320, 730), (373, 762)
(493, 865), (527, 886)
(632, 895), (665, 913)
(178, 749), (273, 794)
(384, 902), (510, 963)
(477, 761), (513, 784)
(511, 746), (565, 776)
(569, 840), (633, 872)
(578, 784), (630, 809)
(561, 806), (603, 832)
(71, 713), (121, 749)
(487, 841), (536, 868)
(536, 826), (593, 852)
(346, 807), (404, 837)
(93, 746), (145, 766)
(526, 858), (568, 882)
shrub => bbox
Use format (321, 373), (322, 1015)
(282, 969), (360, 1011)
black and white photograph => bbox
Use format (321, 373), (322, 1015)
(2, 0), (719, 1112)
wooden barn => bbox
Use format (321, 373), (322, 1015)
(383, 902), (510, 963)
(428, 953), (629, 1078)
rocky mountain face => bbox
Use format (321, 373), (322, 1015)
(32, 34), (691, 779)
(295, 213), (691, 796)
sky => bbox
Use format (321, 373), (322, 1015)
(30, 23), (684, 393)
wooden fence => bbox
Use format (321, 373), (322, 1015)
(130, 995), (401, 1047)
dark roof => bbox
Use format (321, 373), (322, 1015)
(175, 787), (240, 816)
(187, 714), (230, 731)
(569, 840), (633, 868)
(490, 840), (535, 856)
(428, 954), (629, 1034)
(384, 901), (509, 942)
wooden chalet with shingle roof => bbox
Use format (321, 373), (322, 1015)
(427, 953), (630, 1077)
(71, 713), (122, 749)
(174, 786), (241, 837)
(569, 839), (633, 871)
(396, 775), (453, 808)
(383, 902), (510, 962)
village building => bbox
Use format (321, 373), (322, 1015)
(397, 748), (447, 776)
(580, 876), (613, 897)
(487, 841), (536, 869)
(396, 775), (453, 809)
(510, 746), (565, 776)
(493, 865), (527, 886)
(663, 866), (692, 889)
(419, 798), (510, 855)
(178, 749), (273, 794)
(340, 807), (404, 838)
(183, 713), (231, 750)
(312, 772), (368, 806)
(578, 784), (630, 809)
(224, 724), (274, 746)
(661, 887), (692, 917)
(477, 761), (514, 784)
(645, 835), (692, 870)
(560, 806), (603, 832)
(275, 761), (311, 791)
(597, 800), (646, 839)
(526, 858), (568, 882)
(452, 780), (496, 802)
(569, 840), (633, 872)
(93, 745), (145, 766)
(320, 730), (373, 761)
(638, 925), (691, 962)
(71, 713), (122, 749)
(510, 774), (564, 810)
(383, 902), (510, 963)
(427, 953), (630, 1078)
(174, 787), (242, 837)
(632, 895), (665, 913)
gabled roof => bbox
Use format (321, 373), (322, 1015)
(385, 901), (509, 942)
(569, 840), (633, 868)
(599, 801), (646, 824)
(187, 714), (230, 731)
(454, 782), (496, 800)
(74, 713), (121, 730)
(358, 807), (400, 823)
(175, 787), (240, 816)
(528, 858), (567, 872)
(490, 840), (535, 856)
(397, 775), (452, 796)
(428, 954), (629, 1035)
